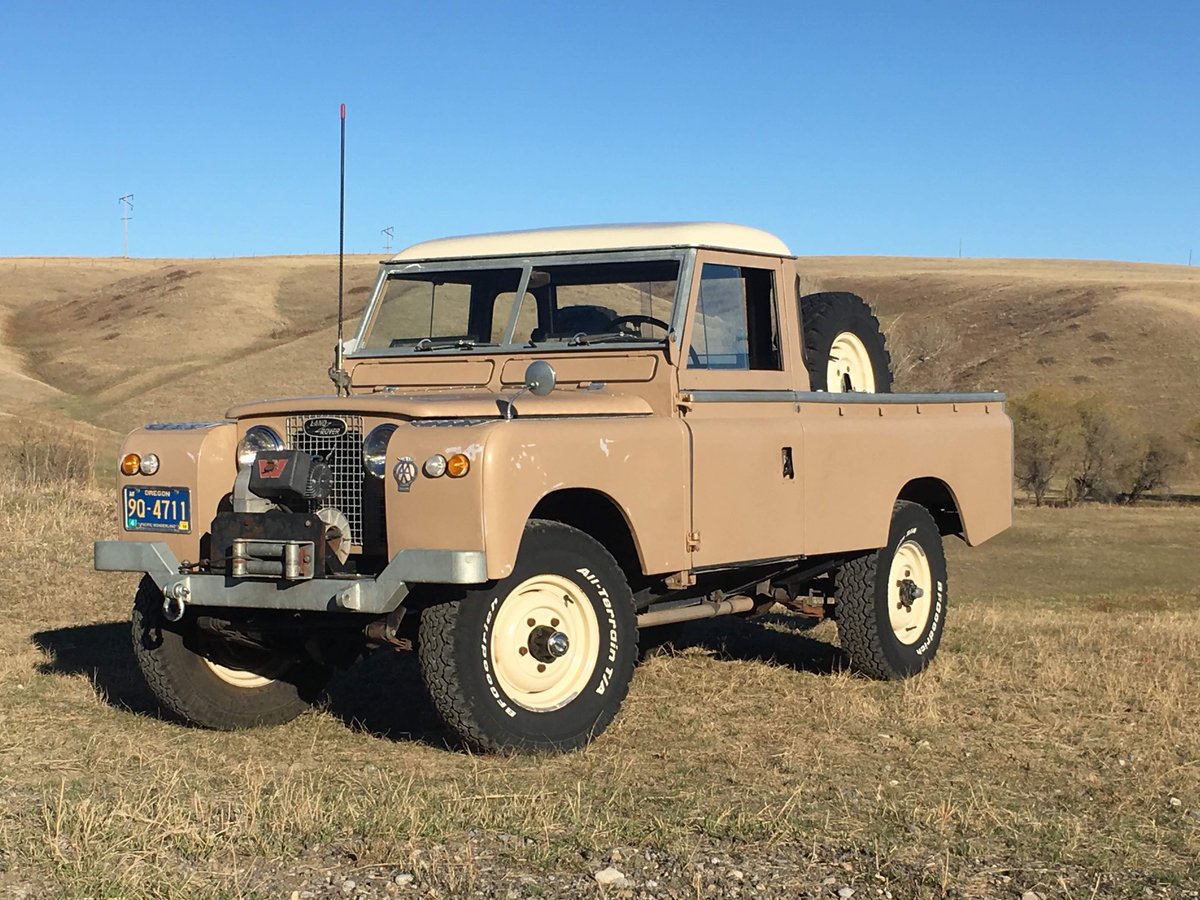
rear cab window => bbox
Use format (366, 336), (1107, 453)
(679, 253), (790, 390)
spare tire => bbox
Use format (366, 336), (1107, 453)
(800, 292), (893, 392)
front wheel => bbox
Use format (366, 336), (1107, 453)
(835, 502), (947, 679)
(131, 577), (329, 729)
(419, 521), (638, 753)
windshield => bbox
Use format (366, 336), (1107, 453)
(360, 257), (681, 352)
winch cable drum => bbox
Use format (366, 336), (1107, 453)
(316, 507), (352, 564)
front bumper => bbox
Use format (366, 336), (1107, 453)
(94, 541), (488, 614)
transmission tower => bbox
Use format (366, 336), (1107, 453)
(381, 226), (394, 254)
(119, 194), (134, 257)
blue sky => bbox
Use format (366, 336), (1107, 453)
(1, 1), (1197, 262)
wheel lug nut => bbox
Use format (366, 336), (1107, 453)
(527, 618), (536, 627)
(537, 663), (546, 673)
(550, 618), (559, 627)
(519, 647), (528, 656)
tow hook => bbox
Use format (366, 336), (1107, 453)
(162, 580), (190, 622)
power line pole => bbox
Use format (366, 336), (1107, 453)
(119, 194), (134, 258)
(381, 226), (393, 254)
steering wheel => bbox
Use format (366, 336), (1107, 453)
(608, 314), (670, 333)
(608, 314), (701, 366)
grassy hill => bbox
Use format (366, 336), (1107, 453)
(2, 253), (1198, 480)
(1, 255), (377, 438)
(802, 256), (1200, 435)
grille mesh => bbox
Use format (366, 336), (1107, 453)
(285, 415), (365, 545)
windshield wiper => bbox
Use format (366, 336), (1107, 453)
(413, 338), (483, 352)
(565, 332), (663, 347)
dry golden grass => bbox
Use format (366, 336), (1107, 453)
(1, 457), (1197, 897)
(1, 254), (1198, 895)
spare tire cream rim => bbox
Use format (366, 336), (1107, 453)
(204, 659), (275, 689)
(491, 574), (600, 712)
(887, 539), (933, 645)
(828, 332), (876, 392)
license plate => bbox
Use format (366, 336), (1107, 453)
(124, 486), (192, 533)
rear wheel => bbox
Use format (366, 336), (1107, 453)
(419, 521), (638, 753)
(800, 291), (893, 392)
(835, 502), (947, 679)
(131, 577), (329, 729)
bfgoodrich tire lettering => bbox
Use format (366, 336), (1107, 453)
(418, 520), (638, 753)
(131, 576), (328, 729)
(835, 501), (947, 679)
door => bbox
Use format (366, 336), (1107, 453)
(677, 252), (804, 568)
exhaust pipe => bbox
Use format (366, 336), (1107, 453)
(637, 594), (755, 629)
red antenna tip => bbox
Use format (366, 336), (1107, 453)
(340, 103), (346, 119)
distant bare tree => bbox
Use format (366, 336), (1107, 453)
(1009, 387), (1081, 506)
(1185, 413), (1200, 448)
(1120, 434), (1185, 504)
(1066, 397), (1126, 504)
(887, 316), (956, 391)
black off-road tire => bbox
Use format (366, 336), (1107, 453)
(131, 576), (329, 729)
(418, 520), (638, 753)
(800, 291), (893, 392)
(835, 502), (947, 679)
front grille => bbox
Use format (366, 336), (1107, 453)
(286, 415), (364, 545)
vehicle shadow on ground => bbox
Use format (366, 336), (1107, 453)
(30, 621), (453, 748)
(323, 651), (450, 746)
(31, 612), (844, 747)
(32, 621), (162, 715)
(641, 613), (848, 674)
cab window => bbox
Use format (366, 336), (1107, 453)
(686, 264), (781, 370)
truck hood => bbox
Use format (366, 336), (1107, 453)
(225, 390), (653, 420)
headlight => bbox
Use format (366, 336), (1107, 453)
(363, 424), (397, 478)
(237, 425), (283, 469)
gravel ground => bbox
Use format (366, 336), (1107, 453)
(7, 835), (1180, 900)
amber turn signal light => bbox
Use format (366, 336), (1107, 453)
(446, 453), (470, 478)
(120, 453), (141, 476)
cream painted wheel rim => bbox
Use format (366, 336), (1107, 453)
(887, 539), (933, 645)
(204, 658), (275, 689)
(828, 332), (876, 392)
(490, 574), (601, 713)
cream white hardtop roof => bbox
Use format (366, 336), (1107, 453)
(388, 222), (793, 262)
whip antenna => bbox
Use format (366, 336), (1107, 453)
(329, 102), (351, 396)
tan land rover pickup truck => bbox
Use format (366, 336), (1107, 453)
(95, 223), (1012, 753)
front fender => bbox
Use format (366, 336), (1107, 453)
(115, 422), (237, 563)
(479, 417), (690, 579)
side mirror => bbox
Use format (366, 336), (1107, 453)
(524, 360), (556, 396)
(504, 360), (557, 419)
